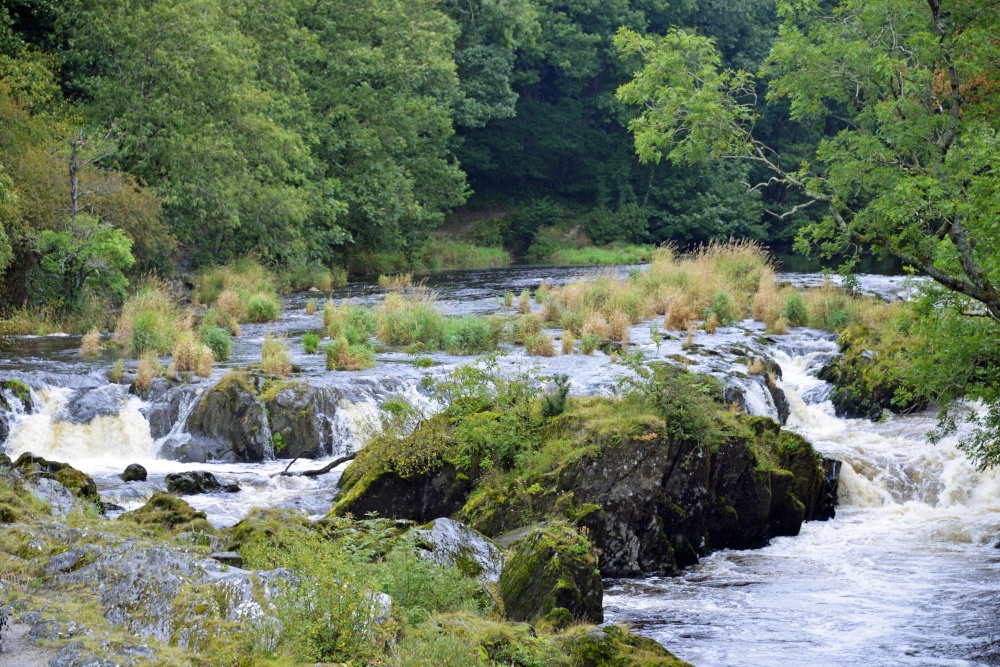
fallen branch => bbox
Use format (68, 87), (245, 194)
(279, 453), (357, 477)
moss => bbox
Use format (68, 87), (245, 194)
(12, 454), (101, 505)
(499, 521), (603, 624)
(225, 507), (316, 552)
(557, 625), (693, 667)
(1, 379), (33, 409)
(120, 493), (213, 531)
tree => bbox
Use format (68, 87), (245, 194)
(615, 0), (1000, 463)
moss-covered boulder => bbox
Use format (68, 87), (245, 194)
(499, 521), (603, 624)
(225, 507), (318, 552)
(185, 373), (273, 462)
(556, 625), (694, 667)
(818, 326), (925, 420)
(262, 381), (338, 459)
(12, 453), (101, 506)
(120, 492), (214, 532)
(1, 379), (33, 411)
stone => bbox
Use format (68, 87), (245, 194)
(119, 493), (212, 531)
(332, 462), (472, 524)
(45, 548), (92, 575)
(210, 552), (244, 568)
(410, 518), (505, 584)
(120, 464), (147, 483)
(499, 521), (603, 624)
(14, 453), (101, 506)
(185, 379), (272, 462)
(263, 383), (338, 459)
(165, 471), (239, 495)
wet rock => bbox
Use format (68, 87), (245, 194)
(29, 477), (78, 517)
(165, 471), (239, 495)
(120, 464), (147, 483)
(119, 493), (213, 531)
(0, 378), (33, 413)
(158, 440), (207, 464)
(263, 382), (338, 459)
(499, 521), (603, 624)
(410, 518), (504, 584)
(332, 462), (473, 524)
(142, 385), (199, 440)
(185, 378), (272, 462)
(816, 458), (842, 520)
(62, 385), (127, 424)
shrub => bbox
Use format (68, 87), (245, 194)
(517, 289), (532, 314)
(244, 294), (282, 323)
(80, 328), (100, 356)
(782, 292), (809, 327)
(443, 317), (496, 356)
(513, 313), (543, 343)
(326, 337), (375, 371)
(305, 299), (317, 316)
(580, 333), (600, 355)
(541, 374), (571, 417)
(303, 333), (321, 354)
(200, 324), (232, 361)
(561, 332), (575, 355)
(704, 291), (738, 326)
(261, 336), (292, 378)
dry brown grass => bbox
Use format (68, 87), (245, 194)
(378, 273), (413, 289)
(704, 313), (720, 334)
(582, 313), (609, 339)
(216, 289), (243, 323)
(535, 281), (550, 303)
(518, 289), (532, 314)
(541, 300), (562, 323)
(172, 331), (215, 375)
(524, 333), (556, 356)
(176, 308), (195, 333)
(772, 317), (789, 335)
(514, 313), (543, 343)
(196, 346), (213, 377)
(607, 310), (631, 344)
(747, 358), (765, 375)
(261, 335), (292, 378)
(682, 324), (696, 349)
(305, 299), (317, 316)
(664, 301), (695, 330)
(134, 352), (159, 392)
(79, 328), (101, 356)
(561, 332), (575, 355)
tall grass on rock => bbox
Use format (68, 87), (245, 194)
(326, 337), (375, 371)
(172, 331), (214, 377)
(79, 328), (101, 356)
(196, 258), (282, 323)
(261, 336), (292, 378)
(115, 278), (179, 357)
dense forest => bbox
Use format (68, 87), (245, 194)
(0, 0), (818, 309)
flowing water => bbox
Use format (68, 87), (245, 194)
(2, 265), (997, 665)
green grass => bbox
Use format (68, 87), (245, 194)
(350, 240), (511, 275)
(534, 242), (656, 266)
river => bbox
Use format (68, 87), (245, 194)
(2, 265), (998, 666)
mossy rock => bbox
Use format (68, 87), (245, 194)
(557, 625), (694, 667)
(331, 462), (473, 524)
(12, 453), (101, 505)
(499, 521), (603, 624)
(1, 379), (33, 411)
(225, 507), (317, 552)
(120, 493), (213, 532)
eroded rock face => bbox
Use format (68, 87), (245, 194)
(185, 380), (273, 462)
(332, 463), (473, 524)
(410, 518), (504, 584)
(263, 383), (338, 459)
(498, 521), (603, 624)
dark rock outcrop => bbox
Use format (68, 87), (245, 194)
(121, 464), (147, 482)
(165, 471), (239, 495)
(499, 521), (603, 625)
(332, 462), (472, 524)
(263, 383), (337, 459)
(185, 378), (273, 462)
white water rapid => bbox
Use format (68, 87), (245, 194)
(605, 332), (1000, 667)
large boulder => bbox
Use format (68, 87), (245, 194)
(119, 493), (213, 531)
(121, 463), (148, 482)
(556, 625), (693, 667)
(498, 521), (603, 625)
(410, 518), (504, 584)
(263, 383), (338, 459)
(185, 376), (273, 462)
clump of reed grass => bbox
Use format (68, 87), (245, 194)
(582, 313), (609, 339)
(503, 291), (514, 307)
(115, 278), (179, 357)
(580, 333), (600, 355)
(517, 289), (532, 314)
(216, 289), (243, 324)
(541, 299), (562, 323)
(513, 313), (543, 344)
(524, 333), (555, 357)
(261, 336), (292, 378)
(109, 358), (124, 383)
(303, 333), (321, 354)
(607, 310), (631, 344)
(134, 352), (160, 392)
(172, 331), (216, 375)
(747, 358), (765, 375)
(305, 299), (317, 316)
(79, 328), (101, 356)
(704, 313), (720, 334)
(378, 273), (413, 289)
(326, 337), (375, 371)
(561, 332), (575, 355)
(244, 293), (282, 323)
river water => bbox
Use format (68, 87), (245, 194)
(2, 265), (998, 665)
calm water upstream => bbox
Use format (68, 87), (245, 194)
(2, 265), (997, 666)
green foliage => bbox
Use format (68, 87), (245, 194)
(302, 332), (320, 354)
(541, 374), (571, 418)
(200, 324), (232, 361)
(781, 292), (808, 328)
(326, 336), (376, 371)
(244, 294), (281, 323)
(703, 291), (738, 326)
(32, 215), (134, 313)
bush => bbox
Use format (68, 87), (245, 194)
(704, 291), (738, 326)
(580, 333), (601, 355)
(200, 324), (232, 361)
(782, 292), (809, 327)
(524, 333), (555, 357)
(244, 293), (282, 323)
(261, 336), (292, 378)
(303, 332), (321, 354)
(442, 317), (501, 356)
(115, 279), (179, 357)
